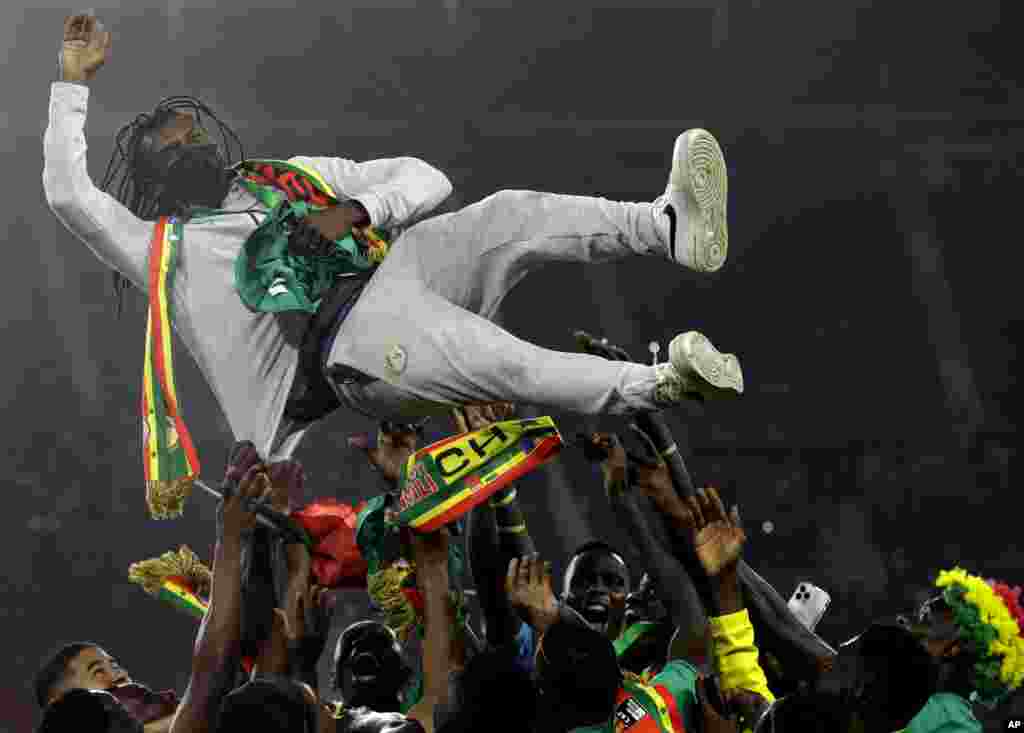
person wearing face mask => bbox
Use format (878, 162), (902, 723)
(47, 13), (745, 518)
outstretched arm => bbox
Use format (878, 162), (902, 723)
(591, 433), (708, 660)
(691, 488), (775, 710)
(289, 154), (453, 232)
(170, 458), (270, 733)
(44, 14), (154, 292)
(458, 404), (536, 647)
(405, 529), (454, 733)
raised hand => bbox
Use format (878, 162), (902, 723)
(60, 14), (112, 83)
(409, 525), (451, 572)
(221, 463), (271, 540)
(587, 433), (628, 491)
(348, 424), (419, 485)
(692, 487), (745, 578)
(506, 555), (559, 635)
(452, 402), (515, 433)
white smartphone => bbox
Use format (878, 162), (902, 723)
(787, 582), (831, 632)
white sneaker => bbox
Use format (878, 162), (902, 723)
(652, 331), (743, 405)
(658, 129), (729, 273)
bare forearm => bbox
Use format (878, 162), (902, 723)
(406, 564), (451, 733)
(711, 567), (743, 617)
(171, 536), (244, 733)
(197, 535), (243, 661)
(610, 482), (706, 636)
(467, 503), (520, 645)
(418, 568), (452, 702)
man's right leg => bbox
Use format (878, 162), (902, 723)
(329, 282), (742, 421)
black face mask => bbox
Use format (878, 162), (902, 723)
(156, 143), (233, 213)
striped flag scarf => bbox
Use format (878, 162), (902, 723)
(142, 216), (200, 518)
(140, 159), (388, 518)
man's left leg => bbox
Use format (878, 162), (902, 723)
(392, 129), (729, 319)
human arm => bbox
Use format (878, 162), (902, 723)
(694, 489), (774, 706)
(45, 14), (154, 291)
(169, 461), (269, 733)
(458, 403), (535, 646)
(289, 154), (453, 232)
(143, 716), (175, 733)
(588, 432), (708, 658)
(405, 529), (454, 733)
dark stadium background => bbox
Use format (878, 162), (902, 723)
(1, 1), (1019, 730)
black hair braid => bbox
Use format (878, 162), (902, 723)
(100, 96), (244, 317)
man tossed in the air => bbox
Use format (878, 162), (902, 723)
(46, 14), (744, 467)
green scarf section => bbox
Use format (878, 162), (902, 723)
(355, 495), (467, 634)
(355, 494), (467, 714)
(615, 621), (661, 658)
(229, 159), (387, 314)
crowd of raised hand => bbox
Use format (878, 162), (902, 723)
(31, 403), (1024, 733)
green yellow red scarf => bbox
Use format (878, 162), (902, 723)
(395, 416), (563, 532)
(142, 215), (201, 519)
(141, 159), (391, 517)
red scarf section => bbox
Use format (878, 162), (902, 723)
(291, 499), (368, 588)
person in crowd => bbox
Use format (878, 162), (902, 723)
(332, 620), (413, 715)
(37, 447), (272, 733)
(759, 568), (1024, 733)
(884, 568), (1022, 733)
(36, 688), (148, 733)
(587, 432), (708, 679)
(33, 643), (177, 732)
(617, 572), (679, 677)
(507, 483), (773, 733)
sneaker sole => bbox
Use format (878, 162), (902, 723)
(669, 331), (744, 398)
(670, 129), (729, 273)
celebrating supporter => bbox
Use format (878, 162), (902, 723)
(332, 620), (412, 714)
(33, 644), (177, 732)
(508, 483), (774, 733)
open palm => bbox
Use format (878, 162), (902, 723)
(61, 14), (112, 82)
(693, 488), (746, 577)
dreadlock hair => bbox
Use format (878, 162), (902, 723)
(99, 95), (244, 316)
